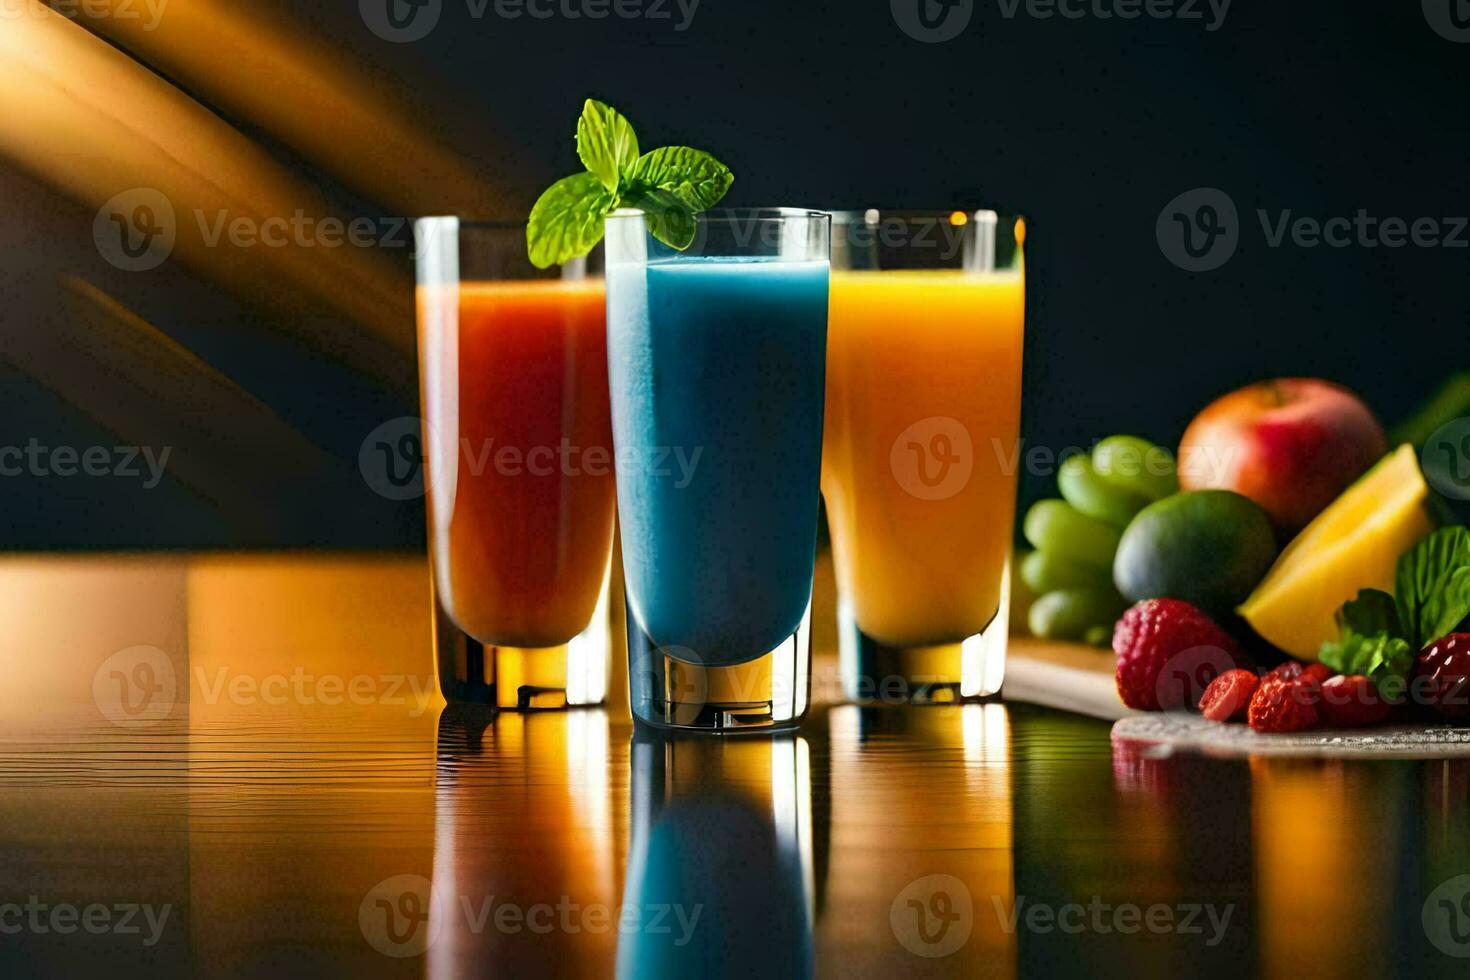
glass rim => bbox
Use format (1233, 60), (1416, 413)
(415, 216), (526, 232)
(606, 207), (830, 223)
(418, 211), (1023, 228)
(828, 208), (1025, 225)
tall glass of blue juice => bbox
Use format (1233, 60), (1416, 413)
(605, 209), (831, 733)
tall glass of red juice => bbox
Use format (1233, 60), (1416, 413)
(415, 219), (618, 709)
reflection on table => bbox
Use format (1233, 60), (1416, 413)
(619, 732), (818, 978)
(0, 554), (1467, 976)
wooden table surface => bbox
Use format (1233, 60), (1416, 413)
(1, 552), (1468, 978)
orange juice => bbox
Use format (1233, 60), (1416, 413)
(822, 270), (1025, 648)
(417, 280), (615, 649)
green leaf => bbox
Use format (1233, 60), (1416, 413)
(1339, 588), (1403, 638)
(526, 172), (615, 269)
(1395, 526), (1470, 648)
(1427, 566), (1470, 641)
(627, 146), (734, 211)
(1319, 631), (1415, 690)
(1318, 589), (1415, 692)
(1367, 635), (1416, 686)
(622, 186), (698, 251)
(576, 99), (640, 191)
(527, 100), (734, 266)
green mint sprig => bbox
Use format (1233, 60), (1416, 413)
(1395, 525), (1470, 646)
(1318, 526), (1470, 691)
(1317, 589), (1415, 689)
(526, 99), (734, 269)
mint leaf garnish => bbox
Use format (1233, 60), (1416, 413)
(526, 172), (615, 270)
(576, 100), (639, 191)
(526, 99), (734, 269)
(1319, 632), (1415, 690)
(1340, 588), (1403, 638)
(627, 147), (734, 211)
(1318, 589), (1415, 688)
(1395, 526), (1470, 648)
(622, 187), (699, 250)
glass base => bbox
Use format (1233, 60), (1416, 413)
(430, 563), (613, 711)
(626, 598), (812, 734)
(837, 566), (1009, 705)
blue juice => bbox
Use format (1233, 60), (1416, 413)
(616, 799), (813, 979)
(608, 256), (829, 667)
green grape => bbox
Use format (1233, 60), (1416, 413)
(1083, 625), (1115, 648)
(1020, 548), (1111, 594)
(1092, 435), (1179, 502)
(1058, 454), (1152, 527)
(1022, 500), (1123, 568)
(1028, 588), (1128, 642)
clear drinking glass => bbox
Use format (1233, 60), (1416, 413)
(824, 209), (1026, 704)
(605, 208), (831, 732)
(415, 218), (618, 709)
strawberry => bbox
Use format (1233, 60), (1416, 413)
(1247, 674), (1320, 733)
(1317, 674), (1391, 728)
(1265, 661), (1304, 682)
(1114, 599), (1245, 711)
(1413, 633), (1470, 719)
(1300, 663), (1334, 687)
(1198, 669), (1258, 722)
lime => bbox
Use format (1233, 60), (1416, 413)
(1113, 490), (1278, 621)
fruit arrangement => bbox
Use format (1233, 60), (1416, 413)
(1021, 437), (1177, 645)
(1026, 375), (1470, 735)
(1113, 521), (1470, 732)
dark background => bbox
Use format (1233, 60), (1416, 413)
(1, 0), (1464, 549)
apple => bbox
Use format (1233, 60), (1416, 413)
(1178, 379), (1387, 535)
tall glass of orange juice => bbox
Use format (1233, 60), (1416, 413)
(414, 219), (620, 710)
(823, 210), (1026, 703)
